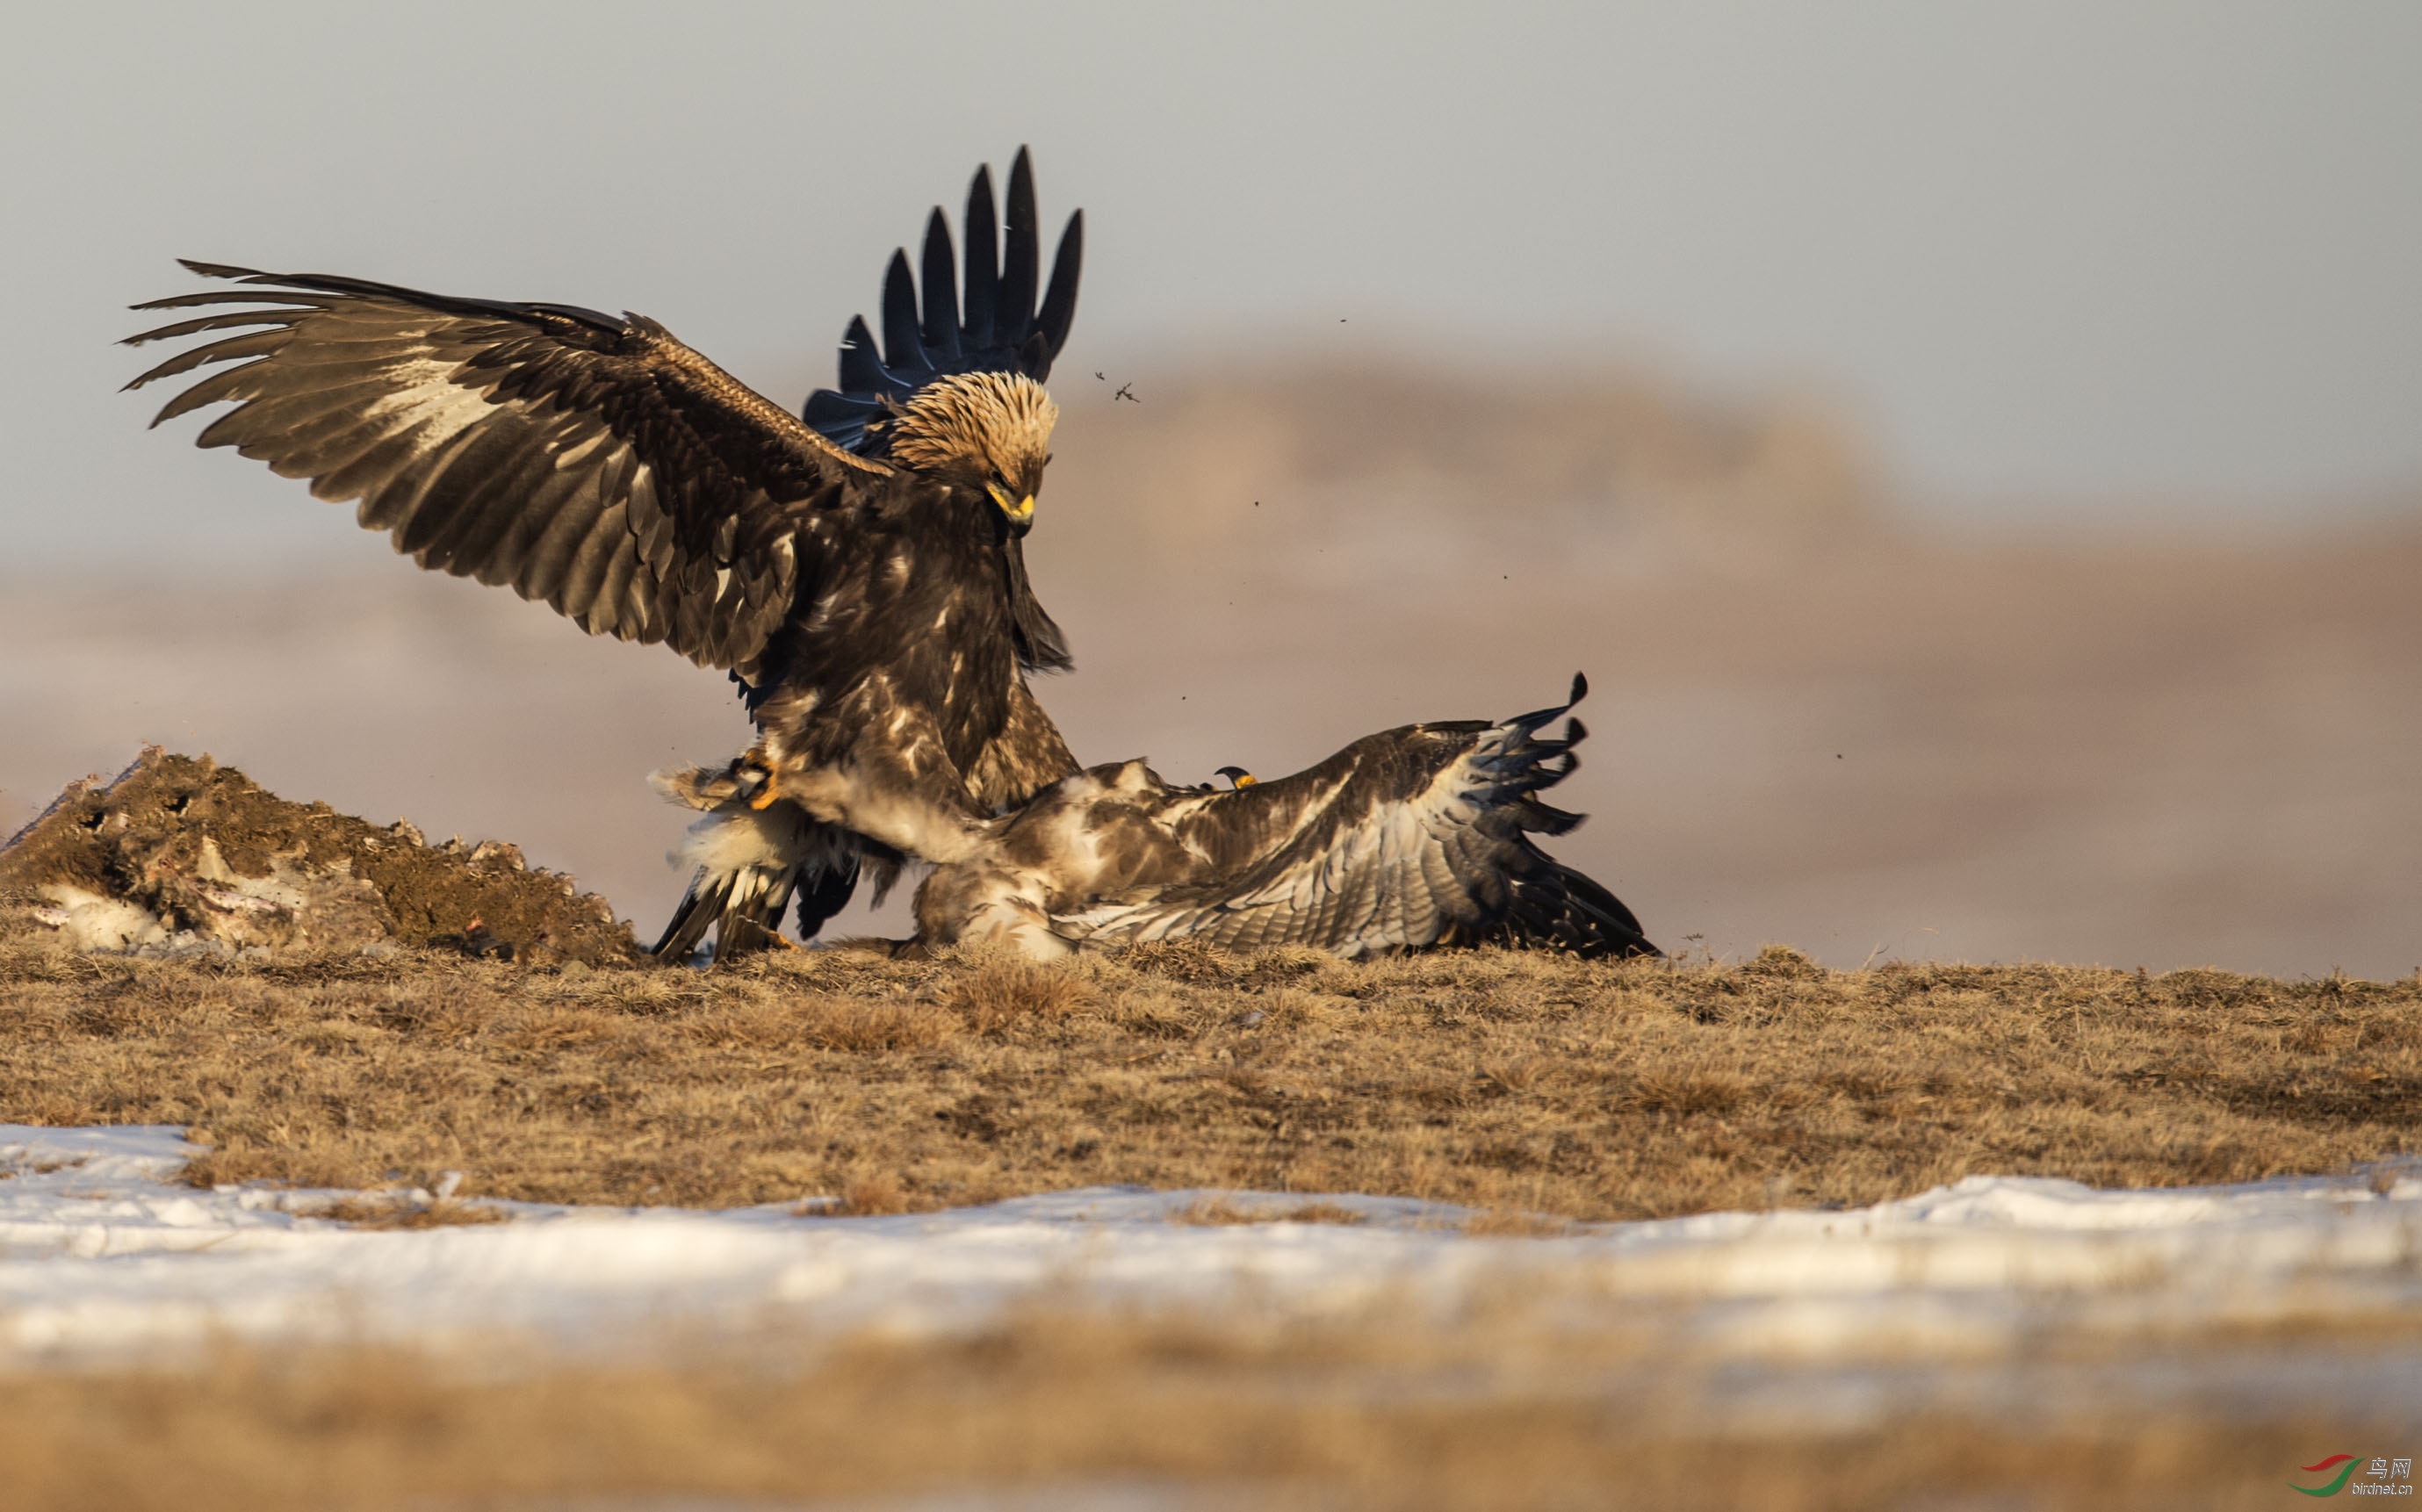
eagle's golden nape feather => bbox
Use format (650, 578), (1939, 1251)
(913, 676), (1658, 963)
(888, 370), (1059, 483)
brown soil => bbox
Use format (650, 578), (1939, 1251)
(0, 750), (637, 967)
(0, 938), (2411, 1220)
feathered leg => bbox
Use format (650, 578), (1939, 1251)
(648, 762), (861, 963)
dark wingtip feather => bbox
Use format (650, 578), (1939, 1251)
(1000, 148), (1040, 335)
(838, 314), (890, 395)
(919, 207), (961, 357)
(1526, 801), (1587, 837)
(962, 163), (999, 349)
(126, 287), (305, 316)
(1496, 854), (1657, 960)
(806, 152), (1085, 448)
(880, 248), (927, 375)
(1559, 863), (1654, 955)
(121, 330), (260, 395)
(1505, 680), (1583, 736)
(176, 259), (267, 280)
(1034, 210), (1083, 368)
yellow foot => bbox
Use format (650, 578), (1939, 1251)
(745, 764), (781, 810)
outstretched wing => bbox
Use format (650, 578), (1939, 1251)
(1065, 677), (1657, 959)
(803, 148), (1083, 452)
(125, 263), (890, 680)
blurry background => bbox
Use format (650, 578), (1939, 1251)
(3, 3), (2416, 976)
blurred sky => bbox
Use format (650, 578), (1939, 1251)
(4, 1), (2419, 573)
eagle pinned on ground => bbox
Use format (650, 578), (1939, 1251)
(123, 147), (1659, 965)
(124, 149), (1090, 960)
(912, 675), (1657, 961)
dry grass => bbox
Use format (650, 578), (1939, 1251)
(313, 1196), (510, 1231)
(0, 1316), (2394, 1512)
(1172, 1196), (1368, 1226)
(1459, 1208), (1581, 1238)
(1, 940), (2417, 1220)
(4, 937), (2418, 1508)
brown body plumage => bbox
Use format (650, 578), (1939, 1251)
(124, 152), (1090, 959)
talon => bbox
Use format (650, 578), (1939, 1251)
(741, 757), (781, 810)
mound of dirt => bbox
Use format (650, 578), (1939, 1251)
(0, 749), (638, 966)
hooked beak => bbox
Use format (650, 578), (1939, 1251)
(986, 482), (1035, 533)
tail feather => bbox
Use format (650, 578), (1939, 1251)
(650, 867), (733, 961)
(647, 767), (861, 963)
(710, 864), (801, 966)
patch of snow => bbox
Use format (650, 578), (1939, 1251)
(4, 1125), (2420, 1413)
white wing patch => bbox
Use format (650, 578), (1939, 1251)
(353, 356), (502, 443)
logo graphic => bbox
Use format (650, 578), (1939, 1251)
(2294, 1455), (2417, 1496)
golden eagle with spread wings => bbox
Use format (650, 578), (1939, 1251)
(125, 149), (1659, 964)
(125, 151), (1088, 957)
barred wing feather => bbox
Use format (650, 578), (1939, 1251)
(125, 263), (886, 680)
(1036, 677), (1655, 960)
